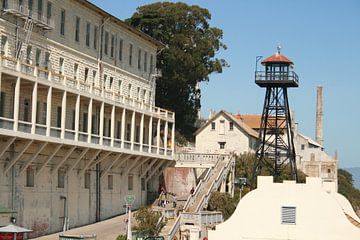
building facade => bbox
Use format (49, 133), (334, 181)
(195, 111), (258, 155)
(0, 0), (175, 237)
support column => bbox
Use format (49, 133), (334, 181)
(164, 121), (168, 156)
(60, 91), (67, 139)
(99, 102), (104, 145)
(74, 94), (80, 141)
(171, 122), (175, 157)
(121, 108), (126, 148)
(148, 116), (153, 154)
(31, 82), (38, 134)
(13, 77), (20, 131)
(139, 113), (144, 152)
(87, 98), (93, 143)
(110, 105), (115, 147)
(156, 118), (161, 154)
(46, 87), (52, 136)
(130, 111), (135, 150)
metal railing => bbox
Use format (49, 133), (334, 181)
(255, 71), (299, 84)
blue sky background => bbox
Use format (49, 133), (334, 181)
(91, 0), (360, 168)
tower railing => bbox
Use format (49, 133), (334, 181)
(255, 71), (299, 84)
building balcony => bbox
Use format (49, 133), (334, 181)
(2, 0), (55, 30)
(0, 55), (174, 122)
(255, 71), (299, 87)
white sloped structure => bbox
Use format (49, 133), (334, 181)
(208, 176), (360, 240)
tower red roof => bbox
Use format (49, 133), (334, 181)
(261, 53), (294, 65)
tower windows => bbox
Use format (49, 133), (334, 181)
(110, 34), (115, 58)
(85, 22), (91, 47)
(75, 16), (80, 42)
(93, 26), (98, 50)
(104, 31), (109, 55)
(60, 9), (65, 36)
(138, 49), (141, 70)
(129, 43), (133, 66)
(118, 38), (123, 61)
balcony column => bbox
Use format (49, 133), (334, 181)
(110, 105), (115, 147)
(74, 94), (80, 141)
(99, 102), (104, 145)
(156, 118), (161, 154)
(164, 121), (168, 156)
(87, 98), (93, 143)
(139, 113), (144, 152)
(130, 111), (135, 150)
(60, 91), (67, 139)
(31, 82), (38, 134)
(148, 116), (153, 154)
(121, 108), (126, 148)
(171, 121), (175, 157)
(46, 87), (52, 136)
(13, 77), (20, 131)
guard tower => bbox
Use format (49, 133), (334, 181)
(252, 46), (299, 183)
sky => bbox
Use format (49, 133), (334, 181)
(90, 0), (360, 168)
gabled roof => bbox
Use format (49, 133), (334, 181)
(195, 110), (258, 138)
(235, 114), (286, 129)
(297, 133), (323, 148)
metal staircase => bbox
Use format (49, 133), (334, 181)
(16, 14), (33, 60)
(160, 153), (235, 240)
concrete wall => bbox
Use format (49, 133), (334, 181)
(164, 167), (199, 197)
(195, 114), (255, 155)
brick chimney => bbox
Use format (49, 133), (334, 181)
(315, 86), (324, 146)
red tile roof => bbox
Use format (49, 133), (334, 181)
(261, 53), (293, 65)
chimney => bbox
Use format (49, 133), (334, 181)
(315, 86), (324, 146)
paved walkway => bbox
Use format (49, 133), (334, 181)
(34, 213), (136, 240)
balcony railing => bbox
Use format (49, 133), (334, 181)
(0, 117), (172, 158)
(0, 55), (175, 121)
(255, 71), (299, 87)
(2, 0), (55, 30)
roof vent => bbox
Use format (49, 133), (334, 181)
(281, 206), (296, 225)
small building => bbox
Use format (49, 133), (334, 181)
(194, 111), (258, 155)
(208, 176), (360, 240)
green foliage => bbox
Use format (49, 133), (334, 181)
(126, 2), (228, 138)
(338, 169), (360, 214)
(207, 191), (237, 220)
(116, 235), (127, 240)
(134, 206), (163, 237)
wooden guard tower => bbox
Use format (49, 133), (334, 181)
(252, 46), (299, 183)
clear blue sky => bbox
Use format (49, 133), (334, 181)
(90, 0), (360, 168)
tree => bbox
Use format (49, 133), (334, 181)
(208, 191), (237, 220)
(338, 169), (360, 215)
(134, 206), (163, 237)
(126, 2), (228, 138)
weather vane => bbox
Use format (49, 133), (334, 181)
(277, 44), (282, 54)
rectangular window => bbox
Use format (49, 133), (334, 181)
(229, 122), (234, 131)
(83, 112), (88, 132)
(42, 102), (47, 124)
(118, 38), (123, 61)
(1, 36), (8, 55)
(129, 43), (133, 66)
(116, 121), (121, 139)
(71, 110), (75, 130)
(135, 125), (139, 142)
(128, 84), (132, 97)
(138, 49), (141, 70)
(84, 172), (90, 189)
(85, 22), (90, 47)
(57, 106), (61, 128)
(110, 34), (115, 58)
(93, 26), (98, 50)
(126, 123), (131, 141)
(28, 0), (33, 15)
(91, 114), (97, 134)
(108, 175), (113, 190)
(0, 92), (6, 117)
(281, 206), (296, 225)
(44, 51), (50, 69)
(220, 120), (225, 134)
(57, 169), (65, 188)
(46, 1), (51, 22)
(35, 48), (41, 66)
(37, 0), (43, 20)
(26, 167), (35, 187)
(137, 87), (140, 100)
(219, 142), (226, 149)
(118, 80), (122, 94)
(128, 175), (133, 191)
(301, 144), (305, 150)
(59, 57), (64, 74)
(84, 67), (89, 82)
(150, 55), (154, 74)
(75, 16), (80, 42)
(211, 122), (215, 130)
(144, 52), (147, 72)
(60, 9), (65, 36)
(104, 31), (109, 55)
(23, 99), (30, 122)
(73, 63), (78, 80)
(141, 178), (145, 191)
(25, 45), (32, 63)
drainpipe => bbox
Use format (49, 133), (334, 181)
(60, 196), (67, 232)
(95, 163), (101, 222)
(10, 143), (15, 220)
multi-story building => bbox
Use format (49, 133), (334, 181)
(0, 0), (175, 237)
